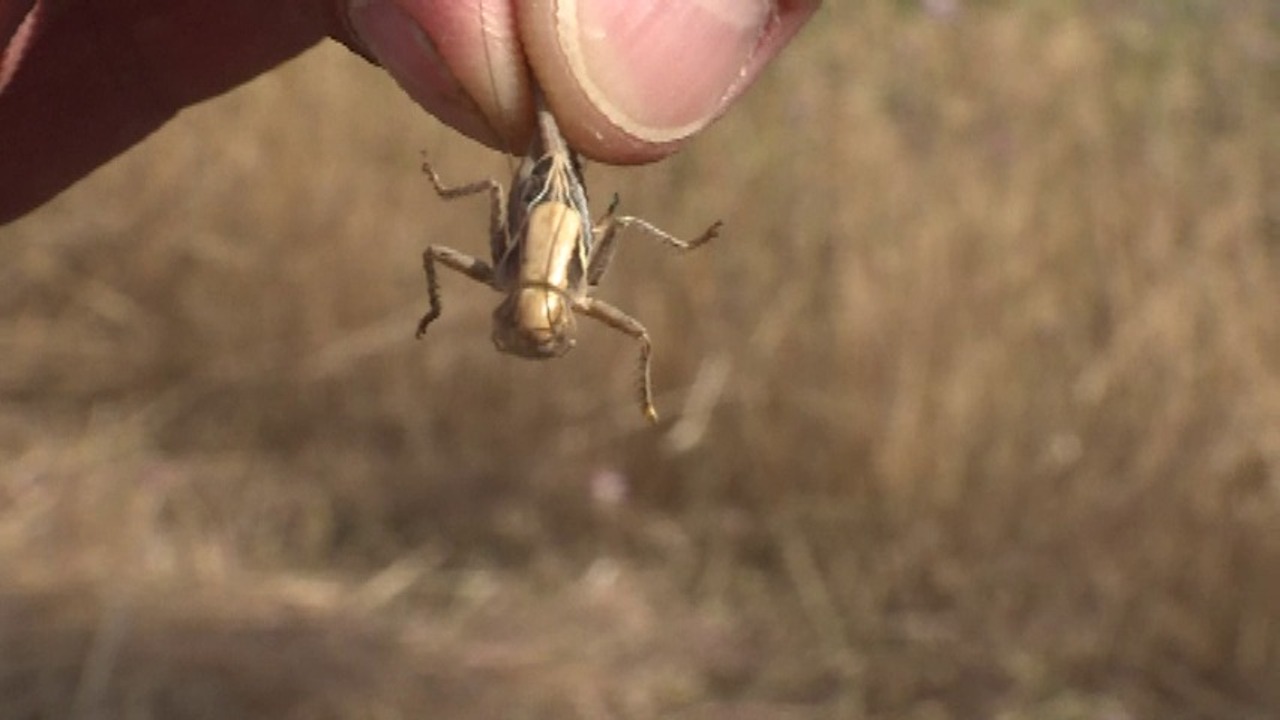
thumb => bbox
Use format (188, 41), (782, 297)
(521, 0), (821, 164)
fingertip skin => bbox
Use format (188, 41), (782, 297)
(519, 0), (817, 166)
(518, 0), (678, 166)
(347, 0), (536, 155)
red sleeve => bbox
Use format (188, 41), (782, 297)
(0, 0), (353, 224)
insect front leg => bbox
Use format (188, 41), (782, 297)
(421, 158), (509, 262)
(417, 246), (496, 338)
(573, 297), (660, 424)
(587, 206), (723, 285)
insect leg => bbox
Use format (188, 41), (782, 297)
(417, 246), (496, 338)
(421, 158), (508, 261)
(573, 297), (660, 424)
(595, 193), (621, 225)
(587, 210), (723, 285)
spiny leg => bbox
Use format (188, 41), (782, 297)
(593, 193), (621, 226)
(573, 296), (659, 424)
(587, 209), (723, 285)
(421, 156), (509, 262)
(417, 246), (496, 338)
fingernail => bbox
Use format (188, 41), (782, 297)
(346, 0), (500, 147)
(557, 0), (772, 142)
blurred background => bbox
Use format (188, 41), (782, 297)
(2, 1), (1278, 717)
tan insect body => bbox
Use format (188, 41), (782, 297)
(510, 202), (580, 348)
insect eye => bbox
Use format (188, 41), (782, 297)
(518, 185), (541, 207)
(518, 158), (554, 203)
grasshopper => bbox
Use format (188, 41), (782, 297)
(415, 90), (721, 423)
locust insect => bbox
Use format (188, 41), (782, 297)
(415, 90), (721, 423)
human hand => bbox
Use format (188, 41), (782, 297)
(345, 0), (821, 162)
(0, 0), (819, 222)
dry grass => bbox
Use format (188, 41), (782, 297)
(2, 1), (1278, 717)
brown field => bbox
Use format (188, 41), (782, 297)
(2, 1), (1278, 718)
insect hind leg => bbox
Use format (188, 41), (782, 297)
(573, 296), (659, 423)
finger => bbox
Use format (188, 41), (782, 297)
(1, 0), (333, 223)
(519, 0), (821, 165)
(346, 0), (535, 153)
